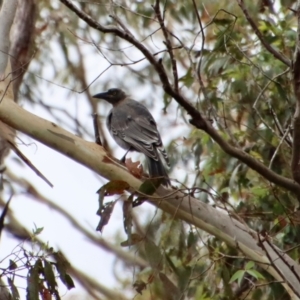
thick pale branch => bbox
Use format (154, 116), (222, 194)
(0, 94), (300, 297)
(292, 1), (300, 185)
(59, 0), (300, 198)
(0, 0), (17, 167)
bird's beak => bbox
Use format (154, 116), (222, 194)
(93, 92), (109, 100)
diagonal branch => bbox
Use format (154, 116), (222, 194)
(59, 0), (300, 198)
(191, 0), (207, 97)
(237, 0), (291, 67)
(59, 0), (199, 120)
(153, 0), (179, 91)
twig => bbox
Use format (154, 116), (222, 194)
(192, 0), (207, 98)
(268, 102), (292, 147)
(253, 68), (290, 109)
(153, 0), (179, 91)
(252, 69), (291, 148)
(237, 0), (290, 67)
(92, 113), (102, 146)
(7, 140), (53, 187)
(258, 233), (300, 298)
(109, 14), (133, 38)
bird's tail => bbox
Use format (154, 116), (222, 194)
(147, 156), (170, 186)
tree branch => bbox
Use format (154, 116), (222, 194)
(292, 1), (300, 185)
(237, 0), (291, 67)
(0, 0), (18, 166)
(10, 0), (36, 101)
(59, 0), (300, 198)
(1, 77), (300, 297)
(203, 124), (300, 196)
(153, 0), (179, 91)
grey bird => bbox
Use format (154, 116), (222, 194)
(93, 88), (170, 186)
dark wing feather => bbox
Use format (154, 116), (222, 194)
(108, 99), (169, 165)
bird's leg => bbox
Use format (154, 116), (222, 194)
(120, 148), (132, 163)
(92, 113), (102, 146)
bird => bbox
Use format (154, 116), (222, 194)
(93, 88), (170, 186)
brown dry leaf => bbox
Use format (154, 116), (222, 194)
(96, 201), (116, 232)
(123, 195), (133, 235)
(98, 180), (130, 196)
(147, 273), (155, 284)
(102, 155), (113, 163)
(120, 233), (143, 247)
(159, 272), (180, 299)
(125, 158), (143, 178)
(277, 215), (288, 227)
(133, 279), (147, 295)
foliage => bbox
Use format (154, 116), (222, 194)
(1, 0), (300, 299)
(0, 226), (74, 300)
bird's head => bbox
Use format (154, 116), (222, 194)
(93, 88), (127, 105)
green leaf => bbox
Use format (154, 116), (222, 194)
(26, 267), (40, 300)
(229, 270), (245, 286)
(53, 252), (74, 290)
(246, 269), (265, 280)
(96, 200), (116, 232)
(159, 272), (180, 299)
(9, 259), (18, 270)
(64, 274), (75, 289)
(187, 230), (196, 248)
(245, 261), (254, 270)
(123, 194), (133, 237)
(32, 224), (44, 236)
(251, 187), (268, 197)
(135, 178), (160, 204)
(43, 260), (57, 293)
(144, 239), (163, 271)
(179, 68), (194, 88)
(7, 277), (20, 300)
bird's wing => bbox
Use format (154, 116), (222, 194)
(108, 100), (170, 165)
(126, 100), (170, 164)
(130, 116), (170, 166)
